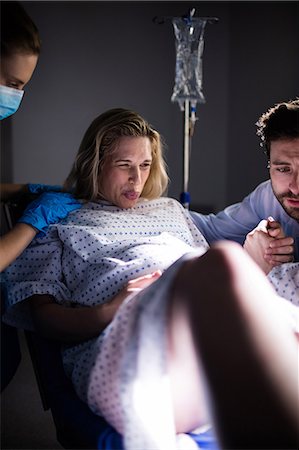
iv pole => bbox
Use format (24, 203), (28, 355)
(170, 9), (218, 209)
(181, 98), (191, 208)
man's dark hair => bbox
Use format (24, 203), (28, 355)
(256, 99), (299, 158)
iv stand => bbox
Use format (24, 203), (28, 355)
(172, 10), (218, 209)
(181, 99), (191, 208)
(153, 9), (218, 209)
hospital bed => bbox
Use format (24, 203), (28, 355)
(0, 185), (218, 449)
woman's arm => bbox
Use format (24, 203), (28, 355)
(29, 271), (162, 343)
(0, 223), (38, 272)
(29, 294), (124, 343)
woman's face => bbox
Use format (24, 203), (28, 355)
(100, 136), (152, 208)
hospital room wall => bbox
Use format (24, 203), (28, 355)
(1, 1), (298, 213)
(226, 2), (299, 205)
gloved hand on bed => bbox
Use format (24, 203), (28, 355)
(18, 192), (82, 235)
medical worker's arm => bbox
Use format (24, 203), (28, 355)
(0, 182), (62, 200)
(0, 223), (38, 272)
(29, 271), (162, 343)
(0, 192), (82, 272)
(0, 183), (28, 200)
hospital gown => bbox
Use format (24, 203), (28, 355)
(268, 263), (299, 306)
(3, 197), (209, 449)
(3, 197), (298, 450)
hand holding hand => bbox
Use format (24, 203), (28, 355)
(244, 217), (294, 274)
(264, 217), (294, 264)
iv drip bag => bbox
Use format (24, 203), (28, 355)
(171, 17), (207, 111)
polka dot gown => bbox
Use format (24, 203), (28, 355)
(3, 197), (209, 449)
(267, 262), (299, 306)
(3, 198), (208, 323)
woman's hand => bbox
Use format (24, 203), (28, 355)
(100, 270), (162, 324)
(125, 270), (163, 293)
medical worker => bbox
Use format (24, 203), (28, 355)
(0, 1), (81, 391)
(0, 1), (81, 273)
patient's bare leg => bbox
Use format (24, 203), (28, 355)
(167, 241), (298, 449)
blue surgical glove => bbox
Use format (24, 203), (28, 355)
(27, 183), (62, 194)
(18, 192), (82, 235)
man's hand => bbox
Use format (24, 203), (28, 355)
(264, 217), (294, 264)
(244, 217), (294, 274)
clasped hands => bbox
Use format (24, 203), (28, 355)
(244, 217), (294, 274)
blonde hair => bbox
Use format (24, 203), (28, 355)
(64, 108), (169, 201)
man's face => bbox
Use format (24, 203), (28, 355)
(269, 137), (299, 222)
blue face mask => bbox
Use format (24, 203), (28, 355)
(0, 85), (24, 120)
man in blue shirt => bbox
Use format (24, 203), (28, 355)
(190, 99), (299, 262)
